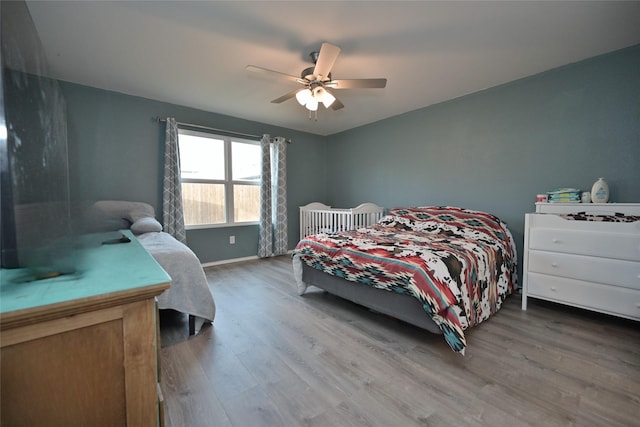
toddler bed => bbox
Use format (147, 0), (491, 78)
(292, 206), (518, 354)
(89, 201), (216, 334)
(299, 202), (384, 240)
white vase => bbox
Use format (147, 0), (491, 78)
(591, 177), (609, 203)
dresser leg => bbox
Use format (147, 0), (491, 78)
(188, 314), (195, 335)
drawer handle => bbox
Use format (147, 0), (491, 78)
(550, 286), (557, 292)
(551, 262), (558, 268)
(552, 238), (560, 244)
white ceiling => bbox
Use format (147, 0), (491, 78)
(25, 1), (640, 136)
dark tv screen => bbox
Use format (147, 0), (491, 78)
(1, 0), (76, 276)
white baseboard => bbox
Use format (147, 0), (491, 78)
(201, 250), (293, 268)
(202, 255), (259, 267)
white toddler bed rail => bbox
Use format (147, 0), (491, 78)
(299, 202), (384, 240)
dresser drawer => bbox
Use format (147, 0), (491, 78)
(526, 272), (640, 320)
(527, 251), (640, 290)
(526, 214), (640, 261)
(528, 228), (640, 261)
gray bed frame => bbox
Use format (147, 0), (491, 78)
(300, 262), (442, 335)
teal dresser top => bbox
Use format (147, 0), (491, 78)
(0, 230), (171, 318)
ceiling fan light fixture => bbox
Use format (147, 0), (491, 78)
(306, 97), (319, 111)
(295, 88), (312, 106)
(312, 86), (335, 109)
(321, 91), (336, 108)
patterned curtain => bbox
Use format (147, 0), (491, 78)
(271, 136), (288, 255)
(258, 135), (288, 257)
(162, 117), (187, 243)
(258, 135), (273, 257)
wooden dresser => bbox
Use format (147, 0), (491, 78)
(522, 203), (640, 321)
(0, 230), (170, 426)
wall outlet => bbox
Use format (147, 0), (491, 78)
(229, 235), (235, 244)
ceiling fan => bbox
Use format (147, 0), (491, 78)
(246, 42), (387, 115)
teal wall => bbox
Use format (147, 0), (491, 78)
(61, 83), (326, 263)
(62, 44), (639, 267)
(325, 45), (640, 272)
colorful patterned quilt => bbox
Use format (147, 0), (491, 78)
(292, 206), (518, 354)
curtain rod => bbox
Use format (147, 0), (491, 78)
(155, 117), (291, 143)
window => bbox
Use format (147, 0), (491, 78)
(178, 129), (261, 228)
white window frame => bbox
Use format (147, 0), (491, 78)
(179, 128), (261, 229)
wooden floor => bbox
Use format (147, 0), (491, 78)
(159, 256), (640, 427)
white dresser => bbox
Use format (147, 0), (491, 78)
(522, 203), (640, 321)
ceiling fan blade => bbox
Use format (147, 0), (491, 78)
(271, 89), (300, 104)
(246, 65), (301, 84)
(330, 98), (344, 110)
(329, 78), (387, 89)
(313, 43), (341, 80)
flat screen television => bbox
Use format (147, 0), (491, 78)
(1, 0), (77, 278)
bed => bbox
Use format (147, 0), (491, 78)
(292, 206), (518, 354)
(137, 231), (216, 333)
(89, 201), (216, 334)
